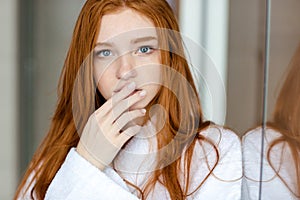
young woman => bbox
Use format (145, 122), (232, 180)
(15, 0), (242, 199)
(243, 43), (300, 199)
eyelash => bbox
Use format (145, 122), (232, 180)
(135, 46), (155, 55)
(95, 49), (112, 58)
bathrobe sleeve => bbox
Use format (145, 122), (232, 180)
(45, 148), (140, 200)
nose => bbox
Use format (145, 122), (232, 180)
(116, 53), (137, 80)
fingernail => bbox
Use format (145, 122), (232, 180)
(141, 109), (146, 114)
(127, 82), (136, 90)
(139, 90), (146, 97)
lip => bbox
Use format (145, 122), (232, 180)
(113, 82), (142, 93)
(113, 83), (142, 94)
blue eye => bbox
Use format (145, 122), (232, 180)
(136, 46), (154, 54)
(96, 49), (112, 57)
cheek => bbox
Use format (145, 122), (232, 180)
(93, 59), (118, 94)
(142, 72), (161, 103)
(96, 71), (116, 100)
(97, 80), (110, 100)
(154, 67), (162, 83)
(150, 67), (162, 89)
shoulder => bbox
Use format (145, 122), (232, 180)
(199, 124), (241, 153)
(185, 125), (242, 199)
(191, 124), (242, 179)
(242, 126), (292, 176)
(242, 126), (285, 165)
(242, 126), (284, 170)
(242, 126), (282, 145)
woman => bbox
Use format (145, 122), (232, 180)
(243, 43), (300, 199)
(15, 0), (242, 199)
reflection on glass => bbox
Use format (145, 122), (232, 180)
(243, 43), (300, 199)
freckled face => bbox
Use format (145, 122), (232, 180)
(93, 8), (162, 110)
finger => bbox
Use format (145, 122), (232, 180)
(95, 82), (136, 118)
(117, 125), (142, 146)
(109, 90), (146, 122)
(112, 109), (146, 133)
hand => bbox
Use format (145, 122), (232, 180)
(77, 82), (147, 170)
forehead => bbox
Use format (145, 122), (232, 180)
(97, 8), (157, 43)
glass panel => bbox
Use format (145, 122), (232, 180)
(262, 0), (300, 199)
(226, 0), (265, 135)
(243, 0), (300, 199)
(228, 1), (266, 198)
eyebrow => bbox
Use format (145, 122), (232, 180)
(94, 42), (114, 48)
(131, 36), (158, 44)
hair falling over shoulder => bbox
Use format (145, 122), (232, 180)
(267, 43), (300, 197)
(14, 1), (219, 199)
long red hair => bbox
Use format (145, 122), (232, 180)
(14, 1), (218, 199)
(267, 43), (300, 197)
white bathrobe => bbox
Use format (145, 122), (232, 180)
(18, 123), (242, 200)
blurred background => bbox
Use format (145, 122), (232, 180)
(1, 0), (299, 199)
